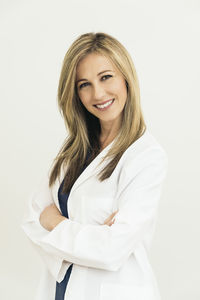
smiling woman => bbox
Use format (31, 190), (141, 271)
(21, 32), (168, 300)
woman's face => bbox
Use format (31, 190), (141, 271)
(76, 53), (127, 134)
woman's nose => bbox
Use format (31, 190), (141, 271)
(92, 83), (106, 101)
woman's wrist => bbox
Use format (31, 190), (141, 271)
(50, 215), (67, 231)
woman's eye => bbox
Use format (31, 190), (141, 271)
(79, 75), (112, 89)
(102, 74), (112, 80)
(79, 82), (88, 89)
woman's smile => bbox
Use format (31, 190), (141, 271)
(94, 98), (115, 111)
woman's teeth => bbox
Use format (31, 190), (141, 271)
(95, 99), (114, 109)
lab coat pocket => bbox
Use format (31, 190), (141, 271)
(99, 282), (155, 300)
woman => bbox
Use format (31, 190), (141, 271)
(21, 32), (168, 300)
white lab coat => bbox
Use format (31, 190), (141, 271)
(21, 129), (168, 300)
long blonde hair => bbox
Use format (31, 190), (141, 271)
(49, 32), (146, 194)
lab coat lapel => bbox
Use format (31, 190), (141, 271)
(70, 140), (115, 196)
(52, 138), (116, 205)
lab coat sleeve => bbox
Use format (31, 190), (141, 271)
(21, 146), (168, 272)
(21, 174), (72, 282)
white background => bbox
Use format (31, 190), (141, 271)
(0, 0), (199, 299)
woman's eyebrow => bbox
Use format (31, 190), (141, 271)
(76, 70), (114, 84)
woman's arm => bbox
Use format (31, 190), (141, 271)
(21, 174), (72, 283)
(39, 203), (118, 231)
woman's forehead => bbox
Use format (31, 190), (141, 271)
(76, 54), (116, 79)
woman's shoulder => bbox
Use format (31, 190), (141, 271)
(119, 129), (168, 167)
(114, 130), (169, 188)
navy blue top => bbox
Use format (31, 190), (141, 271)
(55, 151), (91, 300)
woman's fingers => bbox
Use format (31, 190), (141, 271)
(103, 212), (114, 225)
(103, 210), (119, 226)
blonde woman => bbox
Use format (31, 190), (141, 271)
(21, 32), (168, 300)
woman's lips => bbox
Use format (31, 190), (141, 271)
(94, 98), (114, 106)
(94, 98), (115, 111)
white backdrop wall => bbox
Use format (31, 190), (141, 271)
(0, 0), (199, 299)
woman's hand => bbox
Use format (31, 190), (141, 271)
(39, 203), (67, 232)
(103, 210), (119, 226)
